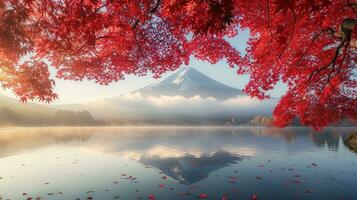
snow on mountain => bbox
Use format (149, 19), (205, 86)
(135, 67), (245, 100)
(54, 67), (275, 120)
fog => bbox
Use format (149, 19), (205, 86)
(73, 92), (277, 120)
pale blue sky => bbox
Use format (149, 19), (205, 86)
(3, 29), (286, 104)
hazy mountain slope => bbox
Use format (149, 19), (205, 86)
(0, 94), (55, 115)
(0, 94), (101, 126)
(136, 67), (245, 100)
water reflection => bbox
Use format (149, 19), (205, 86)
(0, 127), (355, 158)
(0, 127), (356, 200)
(141, 150), (244, 185)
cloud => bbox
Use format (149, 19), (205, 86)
(73, 92), (277, 120)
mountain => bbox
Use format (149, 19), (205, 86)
(136, 67), (245, 100)
(54, 67), (275, 121)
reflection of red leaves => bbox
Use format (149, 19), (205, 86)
(158, 184), (165, 188)
(256, 176), (262, 180)
(161, 176), (167, 180)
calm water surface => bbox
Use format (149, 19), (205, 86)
(0, 127), (356, 200)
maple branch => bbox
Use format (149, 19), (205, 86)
(347, 0), (357, 17)
(0, 66), (25, 75)
(326, 41), (357, 100)
(312, 28), (335, 42)
(308, 40), (346, 82)
(307, 39), (356, 100)
(76, 35), (113, 54)
(277, 8), (296, 59)
(132, 0), (161, 29)
(266, 0), (273, 45)
(295, 28), (336, 67)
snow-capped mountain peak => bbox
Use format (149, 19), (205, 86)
(136, 67), (245, 100)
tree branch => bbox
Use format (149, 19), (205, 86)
(132, 0), (161, 29)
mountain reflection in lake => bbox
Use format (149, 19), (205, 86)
(0, 127), (356, 200)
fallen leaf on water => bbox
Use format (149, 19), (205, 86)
(221, 194), (228, 200)
(252, 194), (258, 200)
(198, 193), (208, 199)
(148, 194), (156, 200)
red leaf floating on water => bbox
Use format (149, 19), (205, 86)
(158, 184), (165, 188)
(148, 194), (156, 200)
(252, 194), (258, 200)
(199, 193), (208, 199)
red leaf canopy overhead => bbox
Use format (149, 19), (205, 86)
(0, 0), (356, 129)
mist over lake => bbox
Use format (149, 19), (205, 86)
(0, 127), (356, 200)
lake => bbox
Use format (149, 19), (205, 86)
(0, 127), (356, 200)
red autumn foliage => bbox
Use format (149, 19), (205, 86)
(0, 0), (356, 129)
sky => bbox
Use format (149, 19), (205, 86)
(2, 29), (287, 105)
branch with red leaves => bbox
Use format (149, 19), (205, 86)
(0, 0), (356, 130)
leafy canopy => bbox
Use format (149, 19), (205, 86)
(0, 0), (356, 129)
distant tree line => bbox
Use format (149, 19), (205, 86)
(0, 107), (104, 126)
